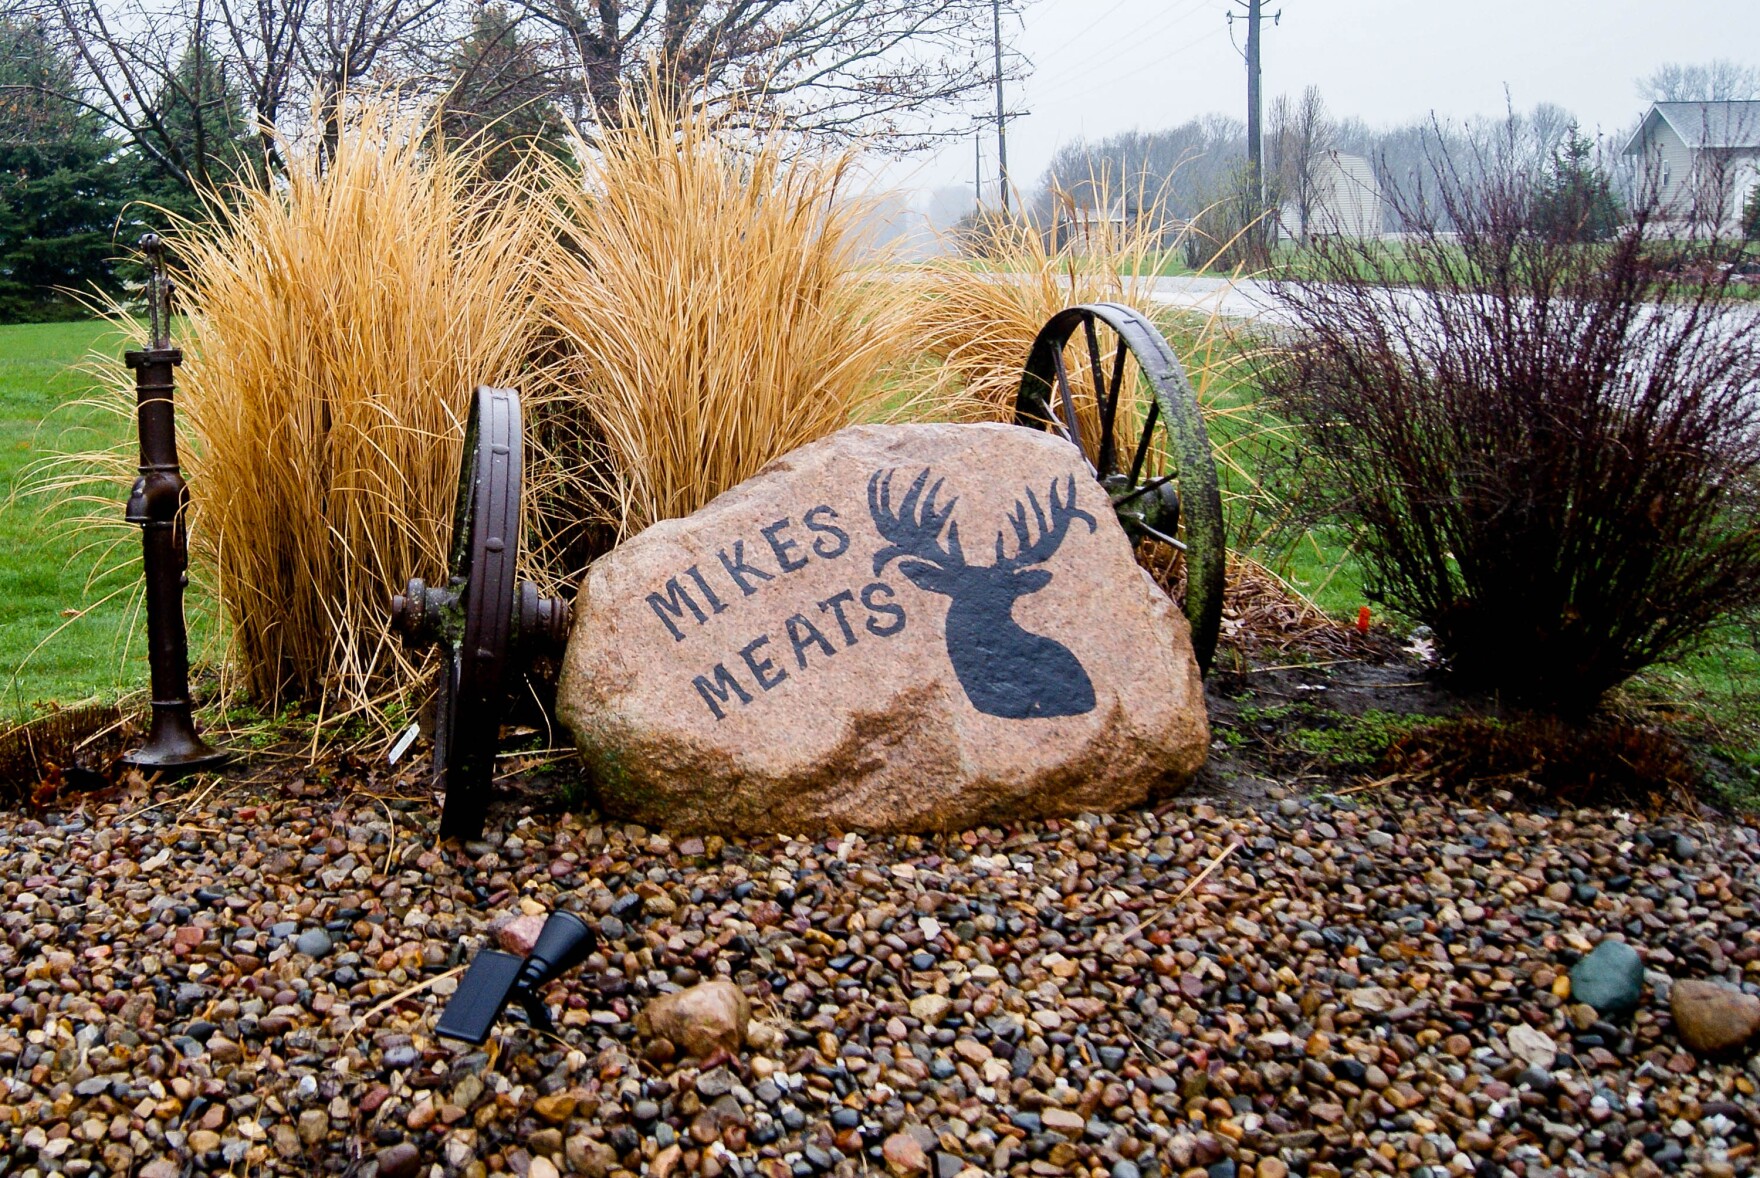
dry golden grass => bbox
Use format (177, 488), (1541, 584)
(905, 189), (1286, 546)
(526, 94), (913, 557)
(907, 192), (1167, 436)
(71, 107), (548, 715)
(38, 96), (1320, 746)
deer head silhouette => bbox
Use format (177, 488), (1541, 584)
(868, 468), (1099, 720)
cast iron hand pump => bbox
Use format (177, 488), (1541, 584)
(122, 235), (227, 776)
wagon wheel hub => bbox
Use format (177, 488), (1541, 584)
(390, 577), (464, 649)
(1107, 474), (1184, 548)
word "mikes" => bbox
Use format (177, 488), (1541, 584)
(640, 505), (909, 721)
(646, 505), (850, 640)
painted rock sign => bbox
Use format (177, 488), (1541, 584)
(556, 423), (1208, 833)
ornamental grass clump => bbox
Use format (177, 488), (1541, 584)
(1261, 159), (1760, 714)
(140, 108), (543, 711)
(527, 94), (912, 565)
(906, 187), (1167, 433)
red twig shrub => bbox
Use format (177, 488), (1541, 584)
(1261, 162), (1760, 713)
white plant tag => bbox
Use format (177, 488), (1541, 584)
(388, 721), (421, 765)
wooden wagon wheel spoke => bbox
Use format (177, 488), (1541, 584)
(1015, 303), (1226, 673)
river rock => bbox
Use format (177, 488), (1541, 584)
(1506, 1024), (1558, 1070)
(374, 1143), (421, 1178)
(293, 928), (331, 958)
(494, 913), (545, 956)
(636, 979), (750, 1059)
(883, 1132), (929, 1174)
(1670, 979), (1760, 1054)
(1570, 939), (1645, 1021)
(557, 423), (1208, 832)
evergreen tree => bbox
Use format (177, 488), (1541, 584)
(0, 16), (131, 321)
(438, 6), (567, 181)
(1530, 124), (1622, 243)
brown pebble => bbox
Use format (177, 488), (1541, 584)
(532, 1093), (577, 1125)
(406, 1100), (436, 1131)
(375, 1143), (421, 1178)
(883, 1132), (928, 1173)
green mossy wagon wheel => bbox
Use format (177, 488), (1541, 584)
(1014, 303), (1226, 673)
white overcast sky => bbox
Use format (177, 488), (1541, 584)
(880, 0), (1760, 203)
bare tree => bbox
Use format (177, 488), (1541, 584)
(207, 0), (311, 172)
(1521, 101), (1575, 165)
(1033, 115), (1244, 235)
(33, 0), (457, 191)
(297, 0), (452, 158)
(34, 0), (1024, 201)
(437, 3), (568, 178)
(1638, 59), (1760, 103)
(39, 0), (236, 190)
(1269, 85), (1333, 240)
(498, 0), (1022, 145)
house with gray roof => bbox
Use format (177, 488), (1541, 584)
(1623, 100), (1760, 231)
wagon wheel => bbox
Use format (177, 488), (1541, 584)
(393, 386), (576, 841)
(1014, 303), (1226, 673)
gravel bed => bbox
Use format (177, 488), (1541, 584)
(0, 776), (1757, 1178)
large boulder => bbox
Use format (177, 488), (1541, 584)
(557, 423), (1208, 833)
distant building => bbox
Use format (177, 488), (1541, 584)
(1278, 151), (1382, 240)
(1622, 100), (1760, 230)
(1044, 190), (1133, 252)
(1064, 204), (1125, 250)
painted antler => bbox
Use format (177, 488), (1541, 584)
(996, 474), (1098, 569)
(869, 469), (965, 577)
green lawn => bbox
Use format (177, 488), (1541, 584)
(1155, 311), (1369, 620)
(0, 320), (175, 720)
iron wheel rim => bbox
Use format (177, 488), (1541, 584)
(1013, 302), (1226, 673)
(436, 386), (522, 840)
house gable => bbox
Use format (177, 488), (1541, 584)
(1624, 101), (1760, 225)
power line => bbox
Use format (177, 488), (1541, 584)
(1023, 0), (1138, 76)
(1030, 0), (1208, 86)
(1030, 24), (1227, 108)
(1028, 0), (1214, 93)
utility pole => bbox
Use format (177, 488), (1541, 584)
(1245, 0), (1262, 210)
(992, 0), (1010, 214)
(1229, 0), (1280, 251)
(975, 129), (984, 214)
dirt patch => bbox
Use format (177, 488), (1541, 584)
(1190, 650), (1467, 805)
